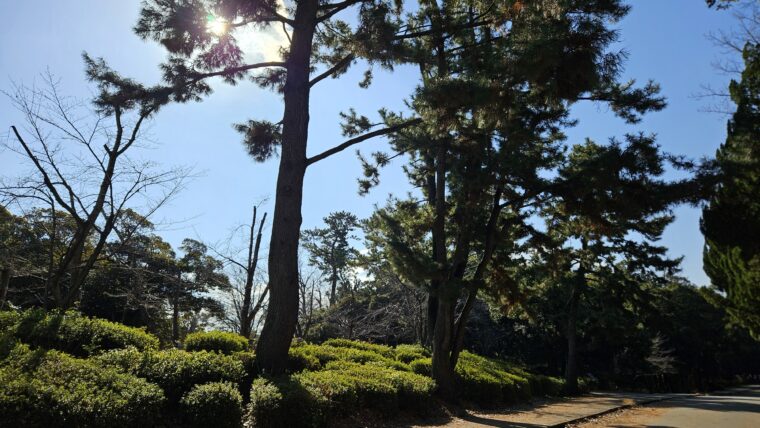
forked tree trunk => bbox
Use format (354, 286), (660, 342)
(255, 0), (319, 375)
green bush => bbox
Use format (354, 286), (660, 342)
(409, 357), (432, 376)
(248, 377), (322, 428)
(288, 346), (322, 372)
(395, 344), (430, 363)
(0, 344), (164, 427)
(184, 330), (249, 355)
(455, 351), (533, 405)
(180, 382), (243, 428)
(11, 309), (158, 356)
(0, 310), (20, 332)
(322, 338), (395, 358)
(95, 347), (245, 402)
(304, 360), (435, 413)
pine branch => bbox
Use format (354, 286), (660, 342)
(310, 54), (355, 87)
(306, 118), (421, 166)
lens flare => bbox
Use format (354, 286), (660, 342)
(206, 15), (228, 36)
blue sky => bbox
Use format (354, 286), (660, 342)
(0, 1), (741, 285)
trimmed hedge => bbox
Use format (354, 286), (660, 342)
(8, 309), (158, 356)
(180, 382), (243, 428)
(395, 344), (430, 363)
(0, 344), (164, 427)
(248, 377), (321, 428)
(247, 360), (436, 428)
(409, 357), (432, 376)
(184, 330), (249, 355)
(94, 347), (245, 402)
(455, 351), (564, 404)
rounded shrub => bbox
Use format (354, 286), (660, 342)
(0, 344), (165, 427)
(0, 310), (20, 332)
(184, 330), (249, 355)
(322, 338), (395, 358)
(287, 346), (321, 372)
(180, 382), (243, 428)
(12, 309), (159, 356)
(95, 348), (245, 402)
(247, 377), (321, 428)
(409, 358), (432, 376)
(394, 344), (429, 363)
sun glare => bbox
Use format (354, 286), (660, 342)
(206, 15), (228, 36)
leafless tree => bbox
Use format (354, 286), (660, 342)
(700, 0), (760, 113)
(212, 205), (269, 339)
(296, 265), (323, 339)
(1, 70), (189, 309)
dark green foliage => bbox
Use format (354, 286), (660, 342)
(94, 347), (245, 402)
(248, 377), (320, 428)
(8, 309), (159, 356)
(302, 212), (361, 305)
(184, 330), (249, 354)
(702, 43), (760, 340)
(287, 345), (321, 372)
(0, 344), (165, 427)
(180, 382), (243, 428)
(0, 310), (19, 332)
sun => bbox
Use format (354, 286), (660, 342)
(206, 15), (228, 36)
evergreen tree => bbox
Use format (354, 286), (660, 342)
(132, 0), (423, 373)
(302, 211), (360, 305)
(701, 43), (760, 340)
(361, 0), (665, 394)
(545, 135), (696, 393)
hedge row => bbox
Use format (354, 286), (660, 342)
(0, 343), (165, 427)
(94, 347), (245, 402)
(184, 330), (250, 355)
(248, 360), (436, 427)
(455, 351), (565, 405)
(2, 309), (158, 356)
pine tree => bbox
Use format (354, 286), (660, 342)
(302, 211), (360, 306)
(701, 43), (760, 340)
(546, 135), (696, 393)
(361, 0), (666, 395)
(132, 0), (427, 373)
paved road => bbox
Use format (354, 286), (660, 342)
(580, 385), (760, 428)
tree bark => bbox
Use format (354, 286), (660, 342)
(565, 239), (588, 395)
(255, 0), (319, 375)
(0, 267), (10, 310)
(431, 298), (457, 397)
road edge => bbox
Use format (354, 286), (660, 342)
(545, 395), (675, 428)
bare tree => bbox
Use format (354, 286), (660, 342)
(296, 266), (323, 340)
(1, 66), (188, 309)
(212, 205), (269, 339)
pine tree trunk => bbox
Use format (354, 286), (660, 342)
(565, 241), (588, 395)
(329, 266), (338, 305)
(564, 286), (579, 394)
(172, 296), (180, 347)
(255, 0), (318, 375)
(431, 298), (456, 398)
(0, 267), (10, 310)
